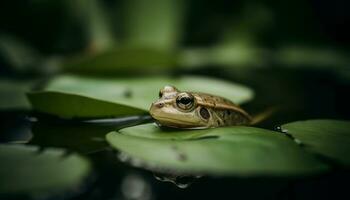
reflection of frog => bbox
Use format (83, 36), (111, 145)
(149, 86), (252, 129)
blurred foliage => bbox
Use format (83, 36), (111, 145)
(0, 35), (42, 74)
(0, 0), (348, 77)
(0, 144), (91, 198)
(121, 0), (185, 50)
(64, 48), (178, 75)
(0, 79), (36, 110)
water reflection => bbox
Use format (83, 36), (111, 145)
(121, 174), (153, 200)
(30, 115), (152, 154)
(117, 151), (202, 189)
(153, 172), (202, 189)
(30, 122), (109, 154)
(0, 112), (32, 143)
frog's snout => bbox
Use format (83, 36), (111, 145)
(149, 102), (165, 119)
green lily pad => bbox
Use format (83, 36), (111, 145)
(28, 75), (253, 119)
(282, 119), (350, 166)
(0, 144), (91, 197)
(28, 91), (145, 119)
(106, 124), (328, 176)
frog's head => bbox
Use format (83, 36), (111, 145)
(149, 86), (209, 128)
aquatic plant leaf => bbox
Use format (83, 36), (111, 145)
(28, 75), (253, 119)
(0, 144), (91, 197)
(28, 91), (146, 119)
(106, 123), (328, 176)
(282, 119), (350, 166)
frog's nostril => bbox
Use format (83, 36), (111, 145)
(154, 102), (164, 108)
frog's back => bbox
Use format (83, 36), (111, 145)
(193, 92), (252, 126)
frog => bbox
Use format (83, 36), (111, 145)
(149, 85), (252, 129)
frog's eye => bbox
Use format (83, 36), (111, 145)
(176, 93), (195, 110)
(159, 90), (163, 98)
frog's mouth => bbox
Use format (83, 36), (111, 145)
(150, 111), (203, 128)
(154, 116), (204, 129)
(153, 115), (195, 125)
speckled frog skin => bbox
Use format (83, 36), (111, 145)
(149, 86), (252, 129)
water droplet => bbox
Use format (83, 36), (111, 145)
(294, 138), (303, 145)
(275, 126), (288, 133)
(118, 152), (131, 162)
